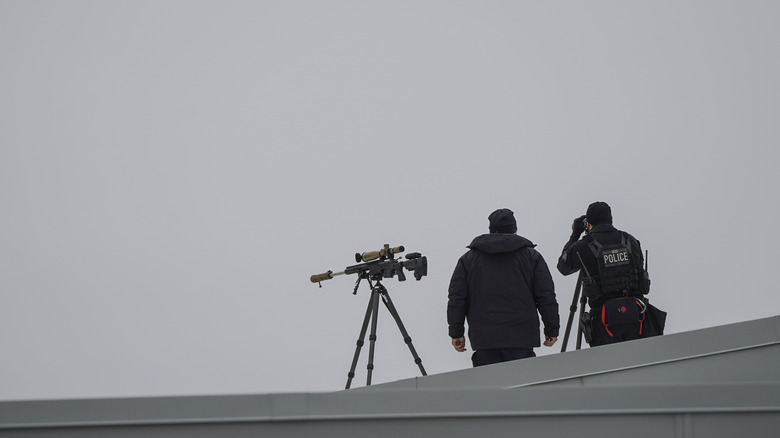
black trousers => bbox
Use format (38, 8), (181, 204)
(471, 348), (536, 367)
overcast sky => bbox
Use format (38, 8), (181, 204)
(2, 1), (779, 400)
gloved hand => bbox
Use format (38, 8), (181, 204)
(570, 215), (587, 239)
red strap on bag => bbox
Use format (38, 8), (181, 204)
(636, 299), (646, 335)
(601, 304), (614, 337)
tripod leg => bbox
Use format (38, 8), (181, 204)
(561, 273), (583, 353)
(365, 287), (381, 386)
(576, 293), (587, 350)
(345, 291), (375, 389)
(377, 284), (427, 376)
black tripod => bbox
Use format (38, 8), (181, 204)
(345, 273), (427, 389)
(561, 272), (588, 352)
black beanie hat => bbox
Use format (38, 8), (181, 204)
(586, 201), (612, 225)
(488, 208), (517, 234)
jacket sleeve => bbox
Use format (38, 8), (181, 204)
(447, 256), (469, 339)
(627, 233), (649, 293)
(557, 237), (584, 276)
(532, 252), (560, 338)
(630, 235), (645, 273)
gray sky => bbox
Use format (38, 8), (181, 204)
(2, 1), (779, 400)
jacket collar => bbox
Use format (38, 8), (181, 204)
(589, 223), (617, 234)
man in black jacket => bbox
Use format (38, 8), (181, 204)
(557, 201), (651, 346)
(447, 208), (560, 367)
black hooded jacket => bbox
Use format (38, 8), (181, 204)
(447, 233), (559, 350)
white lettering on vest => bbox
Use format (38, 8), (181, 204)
(603, 250), (629, 265)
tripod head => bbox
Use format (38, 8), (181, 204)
(310, 244), (428, 287)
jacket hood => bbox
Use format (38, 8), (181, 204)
(467, 233), (536, 254)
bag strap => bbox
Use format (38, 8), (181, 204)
(585, 234), (602, 258)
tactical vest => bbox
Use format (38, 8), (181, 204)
(583, 233), (639, 301)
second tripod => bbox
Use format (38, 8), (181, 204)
(561, 272), (588, 352)
(345, 273), (427, 389)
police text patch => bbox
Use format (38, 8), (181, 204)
(601, 248), (630, 267)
